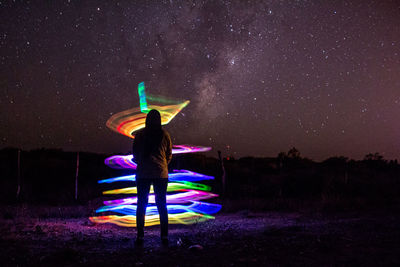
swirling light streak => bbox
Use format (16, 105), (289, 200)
(138, 81), (149, 113)
(103, 189), (218, 206)
(90, 82), (220, 227)
(90, 212), (214, 227)
(103, 145), (211, 170)
(172, 145), (212, 154)
(107, 103), (189, 139)
(96, 201), (221, 216)
(104, 155), (137, 169)
(102, 181), (211, 195)
(98, 169), (214, 184)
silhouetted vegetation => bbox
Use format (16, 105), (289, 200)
(1, 147), (400, 266)
(1, 147), (399, 211)
(0, 147), (127, 204)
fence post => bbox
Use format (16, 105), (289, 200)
(16, 149), (21, 200)
(75, 152), (79, 200)
(218, 150), (226, 196)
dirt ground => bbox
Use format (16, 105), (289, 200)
(0, 206), (399, 266)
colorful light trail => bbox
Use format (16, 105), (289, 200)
(89, 82), (221, 227)
(103, 145), (211, 170)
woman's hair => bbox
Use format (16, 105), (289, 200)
(145, 109), (162, 131)
(143, 109), (163, 157)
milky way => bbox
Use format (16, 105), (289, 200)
(1, 1), (400, 160)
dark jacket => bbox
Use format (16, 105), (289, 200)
(132, 128), (172, 179)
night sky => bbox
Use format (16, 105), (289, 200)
(1, 1), (400, 161)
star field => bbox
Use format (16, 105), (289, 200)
(1, 0), (400, 160)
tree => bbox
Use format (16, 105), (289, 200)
(364, 152), (384, 161)
(287, 147), (300, 159)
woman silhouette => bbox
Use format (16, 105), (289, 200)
(132, 109), (172, 246)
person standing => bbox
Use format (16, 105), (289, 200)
(132, 109), (172, 246)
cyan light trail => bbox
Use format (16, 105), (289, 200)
(138, 81), (149, 113)
(89, 82), (221, 227)
(105, 82), (190, 139)
(102, 181), (211, 195)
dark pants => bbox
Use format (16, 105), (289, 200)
(136, 178), (168, 238)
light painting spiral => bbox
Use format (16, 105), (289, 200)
(89, 82), (221, 227)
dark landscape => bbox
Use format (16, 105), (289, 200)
(1, 148), (400, 266)
(2, 1), (400, 266)
(2, 207), (400, 266)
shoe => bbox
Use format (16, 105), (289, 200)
(135, 237), (144, 247)
(161, 236), (169, 247)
